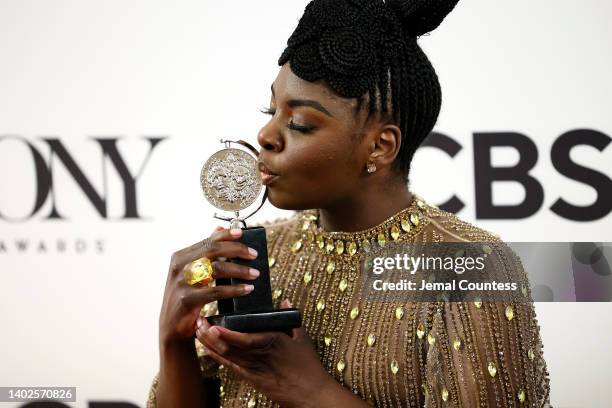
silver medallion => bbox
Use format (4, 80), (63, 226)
(200, 148), (263, 212)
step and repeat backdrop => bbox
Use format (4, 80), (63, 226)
(1, 0), (610, 407)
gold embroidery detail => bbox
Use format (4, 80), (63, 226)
(390, 225), (400, 240)
(505, 305), (515, 321)
(303, 270), (312, 284)
(416, 322), (425, 339)
(518, 389), (526, 403)
(339, 278), (348, 292)
(441, 386), (449, 402)
(488, 361), (497, 377)
(335, 240), (345, 255)
(390, 359), (399, 374)
(272, 288), (282, 300)
(337, 359), (346, 373)
(291, 240), (302, 253)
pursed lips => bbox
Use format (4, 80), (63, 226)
(258, 161), (280, 185)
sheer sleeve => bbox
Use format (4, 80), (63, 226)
(146, 302), (221, 408)
(146, 373), (160, 408)
(422, 244), (551, 407)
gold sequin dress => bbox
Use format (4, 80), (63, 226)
(147, 192), (551, 407)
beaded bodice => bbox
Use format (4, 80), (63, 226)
(147, 192), (551, 408)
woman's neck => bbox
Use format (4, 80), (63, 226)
(317, 183), (414, 233)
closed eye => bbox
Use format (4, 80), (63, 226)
(260, 106), (317, 134)
(260, 106), (275, 115)
(288, 120), (317, 134)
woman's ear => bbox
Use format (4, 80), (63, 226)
(367, 123), (402, 169)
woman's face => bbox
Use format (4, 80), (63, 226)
(257, 63), (372, 210)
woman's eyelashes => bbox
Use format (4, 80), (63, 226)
(287, 119), (316, 134)
(260, 106), (275, 115)
(259, 106), (317, 134)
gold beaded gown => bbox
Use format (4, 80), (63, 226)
(147, 192), (551, 408)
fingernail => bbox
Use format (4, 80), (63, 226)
(214, 339), (228, 354)
(230, 228), (242, 237)
(244, 284), (255, 293)
(249, 268), (260, 278)
(196, 318), (203, 328)
(248, 247), (258, 258)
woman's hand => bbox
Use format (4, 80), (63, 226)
(195, 299), (339, 408)
(159, 226), (260, 348)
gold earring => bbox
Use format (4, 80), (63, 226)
(366, 162), (377, 173)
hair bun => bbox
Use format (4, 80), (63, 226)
(386, 0), (459, 37)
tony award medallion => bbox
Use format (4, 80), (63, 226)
(201, 139), (302, 333)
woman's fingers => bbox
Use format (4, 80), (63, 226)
(161, 226), (261, 344)
(195, 317), (212, 347)
(203, 240), (257, 261)
(200, 341), (250, 380)
(196, 314), (211, 332)
(169, 231), (257, 278)
(197, 325), (230, 355)
(215, 326), (281, 350)
(182, 240), (256, 269)
(211, 260), (260, 280)
(179, 283), (254, 308)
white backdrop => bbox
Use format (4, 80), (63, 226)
(1, 0), (611, 407)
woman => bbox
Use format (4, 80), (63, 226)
(148, 0), (551, 406)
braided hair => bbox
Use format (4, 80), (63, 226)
(278, 0), (459, 179)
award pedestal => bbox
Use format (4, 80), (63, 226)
(206, 226), (302, 333)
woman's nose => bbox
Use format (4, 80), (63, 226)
(257, 119), (284, 152)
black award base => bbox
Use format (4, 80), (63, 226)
(207, 308), (301, 333)
(206, 226), (302, 333)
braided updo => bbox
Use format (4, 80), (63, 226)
(278, 0), (459, 179)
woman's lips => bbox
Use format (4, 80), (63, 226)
(258, 162), (280, 185)
(260, 172), (279, 185)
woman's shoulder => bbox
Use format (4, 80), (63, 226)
(418, 195), (503, 244)
(417, 194), (528, 287)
